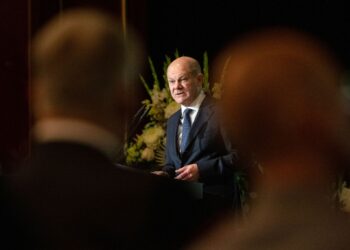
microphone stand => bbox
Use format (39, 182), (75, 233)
(114, 104), (150, 164)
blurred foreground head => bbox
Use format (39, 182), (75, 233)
(32, 9), (141, 138)
(217, 28), (350, 170)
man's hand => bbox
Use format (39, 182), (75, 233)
(175, 164), (199, 181)
(151, 171), (170, 177)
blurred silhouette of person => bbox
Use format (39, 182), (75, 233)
(1, 9), (199, 250)
(153, 56), (240, 216)
(190, 28), (350, 250)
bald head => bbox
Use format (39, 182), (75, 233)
(167, 56), (203, 106)
(218, 29), (348, 160)
(167, 56), (202, 76)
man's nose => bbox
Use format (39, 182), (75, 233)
(174, 81), (182, 89)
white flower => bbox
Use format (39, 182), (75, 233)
(142, 126), (165, 147)
(151, 91), (160, 104)
(211, 82), (222, 99)
(164, 101), (180, 119)
(159, 88), (168, 101)
(340, 186), (350, 212)
(141, 147), (155, 161)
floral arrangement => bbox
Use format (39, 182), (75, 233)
(124, 51), (223, 170)
(123, 51), (252, 210)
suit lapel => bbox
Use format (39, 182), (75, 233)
(168, 110), (182, 159)
(183, 96), (215, 153)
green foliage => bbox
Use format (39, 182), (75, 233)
(203, 52), (209, 92)
(148, 57), (160, 90)
(139, 75), (151, 97)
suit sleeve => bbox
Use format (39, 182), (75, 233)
(162, 120), (176, 178)
(196, 122), (237, 182)
(197, 151), (237, 181)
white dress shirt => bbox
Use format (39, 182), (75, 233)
(178, 91), (206, 150)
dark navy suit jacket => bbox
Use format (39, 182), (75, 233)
(163, 96), (238, 201)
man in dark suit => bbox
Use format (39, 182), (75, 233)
(1, 9), (199, 249)
(154, 57), (239, 213)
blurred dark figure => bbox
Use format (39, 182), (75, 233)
(1, 9), (200, 250)
(0, 142), (28, 175)
(190, 28), (350, 250)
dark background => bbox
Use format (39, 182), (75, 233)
(0, 0), (349, 173)
(147, 0), (349, 72)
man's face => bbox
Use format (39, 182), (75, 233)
(167, 64), (203, 106)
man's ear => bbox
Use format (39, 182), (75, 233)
(197, 73), (204, 83)
(196, 73), (204, 90)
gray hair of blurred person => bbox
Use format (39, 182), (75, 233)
(32, 9), (141, 137)
(215, 28), (350, 169)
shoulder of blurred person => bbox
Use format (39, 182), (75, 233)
(189, 187), (350, 250)
(6, 146), (201, 249)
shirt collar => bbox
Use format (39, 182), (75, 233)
(181, 90), (206, 114)
(33, 118), (119, 161)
